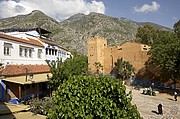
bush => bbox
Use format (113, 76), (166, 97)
(29, 97), (55, 115)
(48, 75), (142, 119)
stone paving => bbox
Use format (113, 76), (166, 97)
(126, 86), (180, 119)
(0, 102), (29, 115)
(0, 102), (46, 119)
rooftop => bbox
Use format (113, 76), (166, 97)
(0, 64), (50, 76)
(0, 33), (44, 47)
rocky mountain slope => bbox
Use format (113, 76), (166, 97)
(0, 10), (61, 31)
(0, 10), (171, 55)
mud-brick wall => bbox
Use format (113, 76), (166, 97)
(88, 37), (107, 73)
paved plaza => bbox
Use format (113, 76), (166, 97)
(127, 86), (180, 119)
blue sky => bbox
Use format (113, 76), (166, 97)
(0, 0), (179, 28)
(99, 0), (180, 28)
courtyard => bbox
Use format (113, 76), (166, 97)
(127, 86), (180, 119)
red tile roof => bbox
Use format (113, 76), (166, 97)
(0, 33), (44, 47)
(0, 65), (50, 76)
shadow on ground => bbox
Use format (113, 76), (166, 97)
(0, 102), (15, 119)
(151, 110), (159, 115)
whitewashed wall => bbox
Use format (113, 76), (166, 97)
(0, 37), (46, 65)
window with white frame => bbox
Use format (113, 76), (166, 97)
(55, 50), (57, 56)
(4, 43), (12, 56)
(29, 49), (33, 57)
(19, 46), (33, 58)
(38, 49), (42, 58)
(24, 48), (28, 57)
(19, 47), (23, 57)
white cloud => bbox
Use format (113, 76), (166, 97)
(0, 0), (105, 21)
(172, 16), (178, 21)
(134, 1), (160, 13)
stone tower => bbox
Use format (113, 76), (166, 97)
(88, 36), (107, 74)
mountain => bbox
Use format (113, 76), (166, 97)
(0, 10), (171, 55)
(0, 10), (62, 31)
(135, 22), (172, 31)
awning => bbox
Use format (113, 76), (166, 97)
(2, 73), (52, 85)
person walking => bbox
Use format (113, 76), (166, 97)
(174, 91), (177, 101)
(158, 103), (163, 115)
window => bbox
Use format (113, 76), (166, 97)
(4, 43), (12, 56)
(49, 49), (51, 55)
(25, 48), (28, 57)
(52, 49), (54, 55)
(19, 46), (34, 58)
(55, 50), (57, 56)
(38, 49), (42, 58)
(29, 49), (32, 57)
(4, 47), (10, 55)
(46, 48), (48, 55)
(19, 47), (23, 57)
(143, 48), (148, 51)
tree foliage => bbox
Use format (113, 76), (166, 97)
(174, 19), (180, 38)
(114, 59), (135, 81)
(94, 62), (103, 74)
(47, 75), (142, 119)
(148, 30), (180, 89)
(135, 25), (158, 45)
(47, 55), (88, 90)
(29, 97), (55, 115)
(63, 55), (88, 76)
(47, 59), (67, 90)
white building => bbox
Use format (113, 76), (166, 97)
(0, 28), (72, 101)
(0, 28), (72, 66)
(0, 32), (45, 65)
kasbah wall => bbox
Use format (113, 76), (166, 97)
(88, 36), (150, 76)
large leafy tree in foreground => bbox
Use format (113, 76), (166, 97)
(149, 31), (180, 89)
(48, 75), (141, 119)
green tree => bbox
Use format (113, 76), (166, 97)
(148, 30), (180, 89)
(47, 55), (88, 90)
(48, 75), (142, 119)
(47, 59), (67, 91)
(174, 19), (180, 38)
(94, 62), (103, 74)
(135, 25), (158, 45)
(114, 59), (135, 81)
(63, 55), (88, 76)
